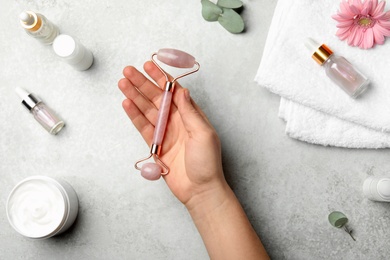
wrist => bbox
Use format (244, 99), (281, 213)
(185, 178), (234, 222)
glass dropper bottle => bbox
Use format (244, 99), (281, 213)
(16, 87), (65, 135)
(305, 38), (370, 98)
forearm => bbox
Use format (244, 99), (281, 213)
(186, 180), (269, 260)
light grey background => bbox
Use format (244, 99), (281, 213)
(1, 0), (390, 259)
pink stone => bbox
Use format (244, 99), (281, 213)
(157, 48), (196, 68)
(153, 91), (172, 145)
(141, 163), (162, 181)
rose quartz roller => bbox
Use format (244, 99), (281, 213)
(135, 48), (200, 181)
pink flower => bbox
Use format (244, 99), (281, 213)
(332, 0), (390, 49)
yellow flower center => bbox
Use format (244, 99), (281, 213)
(358, 17), (372, 27)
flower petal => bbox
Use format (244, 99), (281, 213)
(353, 27), (364, 46)
(341, 1), (356, 17)
(373, 26), (385, 44)
(332, 13), (353, 22)
(383, 11), (390, 20)
(371, 0), (379, 13)
(361, 7), (369, 15)
(347, 25), (359, 45)
(337, 26), (353, 35)
(349, 4), (361, 15)
(362, 28), (374, 49)
(372, 1), (385, 17)
(332, 13), (354, 21)
(336, 20), (354, 28)
(353, 0), (363, 11)
(375, 23), (390, 36)
(377, 20), (390, 29)
(336, 27), (352, 40)
(373, 11), (386, 19)
(362, 0), (373, 15)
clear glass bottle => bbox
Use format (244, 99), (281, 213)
(19, 11), (59, 45)
(16, 88), (65, 135)
(305, 38), (369, 98)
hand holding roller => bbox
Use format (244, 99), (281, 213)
(134, 49), (200, 181)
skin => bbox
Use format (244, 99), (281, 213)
(118, 61), (269, 260)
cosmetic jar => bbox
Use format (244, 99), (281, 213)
(53, 34), (94, 71)
(363, 176), (390, 202)
(6, 176), (79, 239)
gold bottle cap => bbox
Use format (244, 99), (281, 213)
(312, 44), (333, 65)
(19, 11), (42, 32)
(305, 38), (334, 65)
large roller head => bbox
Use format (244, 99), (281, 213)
(156, 48), (196, 68)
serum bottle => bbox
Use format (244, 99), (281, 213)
(19, 11), (59, 45)
(16, 88), (65, 135)
(305, 38), (369, 98)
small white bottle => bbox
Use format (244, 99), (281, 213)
(16, 87), (65, 135)
(363, 176), (390, 202)
(305, 38), (370, 98)
(19, 11), (59, 45)
(52, 34), (94, 71)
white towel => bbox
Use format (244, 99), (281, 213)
(255, 0), (390, 148)
(279, 98), (390, 148)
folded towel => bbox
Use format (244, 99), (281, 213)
(255, 0), (390, 148)
(279, 98), (390, 148)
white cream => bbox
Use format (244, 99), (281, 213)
(7, 176), (78, 239)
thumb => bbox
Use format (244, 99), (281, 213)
(177, 88), (210, 134)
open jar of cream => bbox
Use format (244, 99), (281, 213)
(6, 176), (79, 239)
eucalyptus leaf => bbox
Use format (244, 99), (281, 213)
(218, 8), (245, 34)
(201, 0), (223, 22)
(328, 211), (348, 228)
(217, 0), (243, 8)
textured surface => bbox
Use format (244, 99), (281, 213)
(1, 0), (390, 259)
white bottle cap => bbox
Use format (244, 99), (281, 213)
(19, 11), (35, 25)
(15, 87), (29, 100)
(53, 34), (77, 58)
(304, 38), (321, 54)
(377, 179), (390, 199)
(15, 87), (41, 111)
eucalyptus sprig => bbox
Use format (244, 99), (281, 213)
(201, 0), (245, 33)
(328, 211), (356, 241)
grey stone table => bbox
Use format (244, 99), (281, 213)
(1, 0), (390, 259)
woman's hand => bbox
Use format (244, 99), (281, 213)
(118, 61), (226, 209)
(118, 61), (269, 259)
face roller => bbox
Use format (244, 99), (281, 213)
(135, 49), (200, 181)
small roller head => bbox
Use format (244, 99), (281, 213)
(141, 162), (162, 181)
(157, 48), (196, 68)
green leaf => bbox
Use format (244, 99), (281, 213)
(218, 8), (244, 33)
(217, 0), (243, 8)
(201, 0), (223, 22)
(328, 211), (349, 228)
